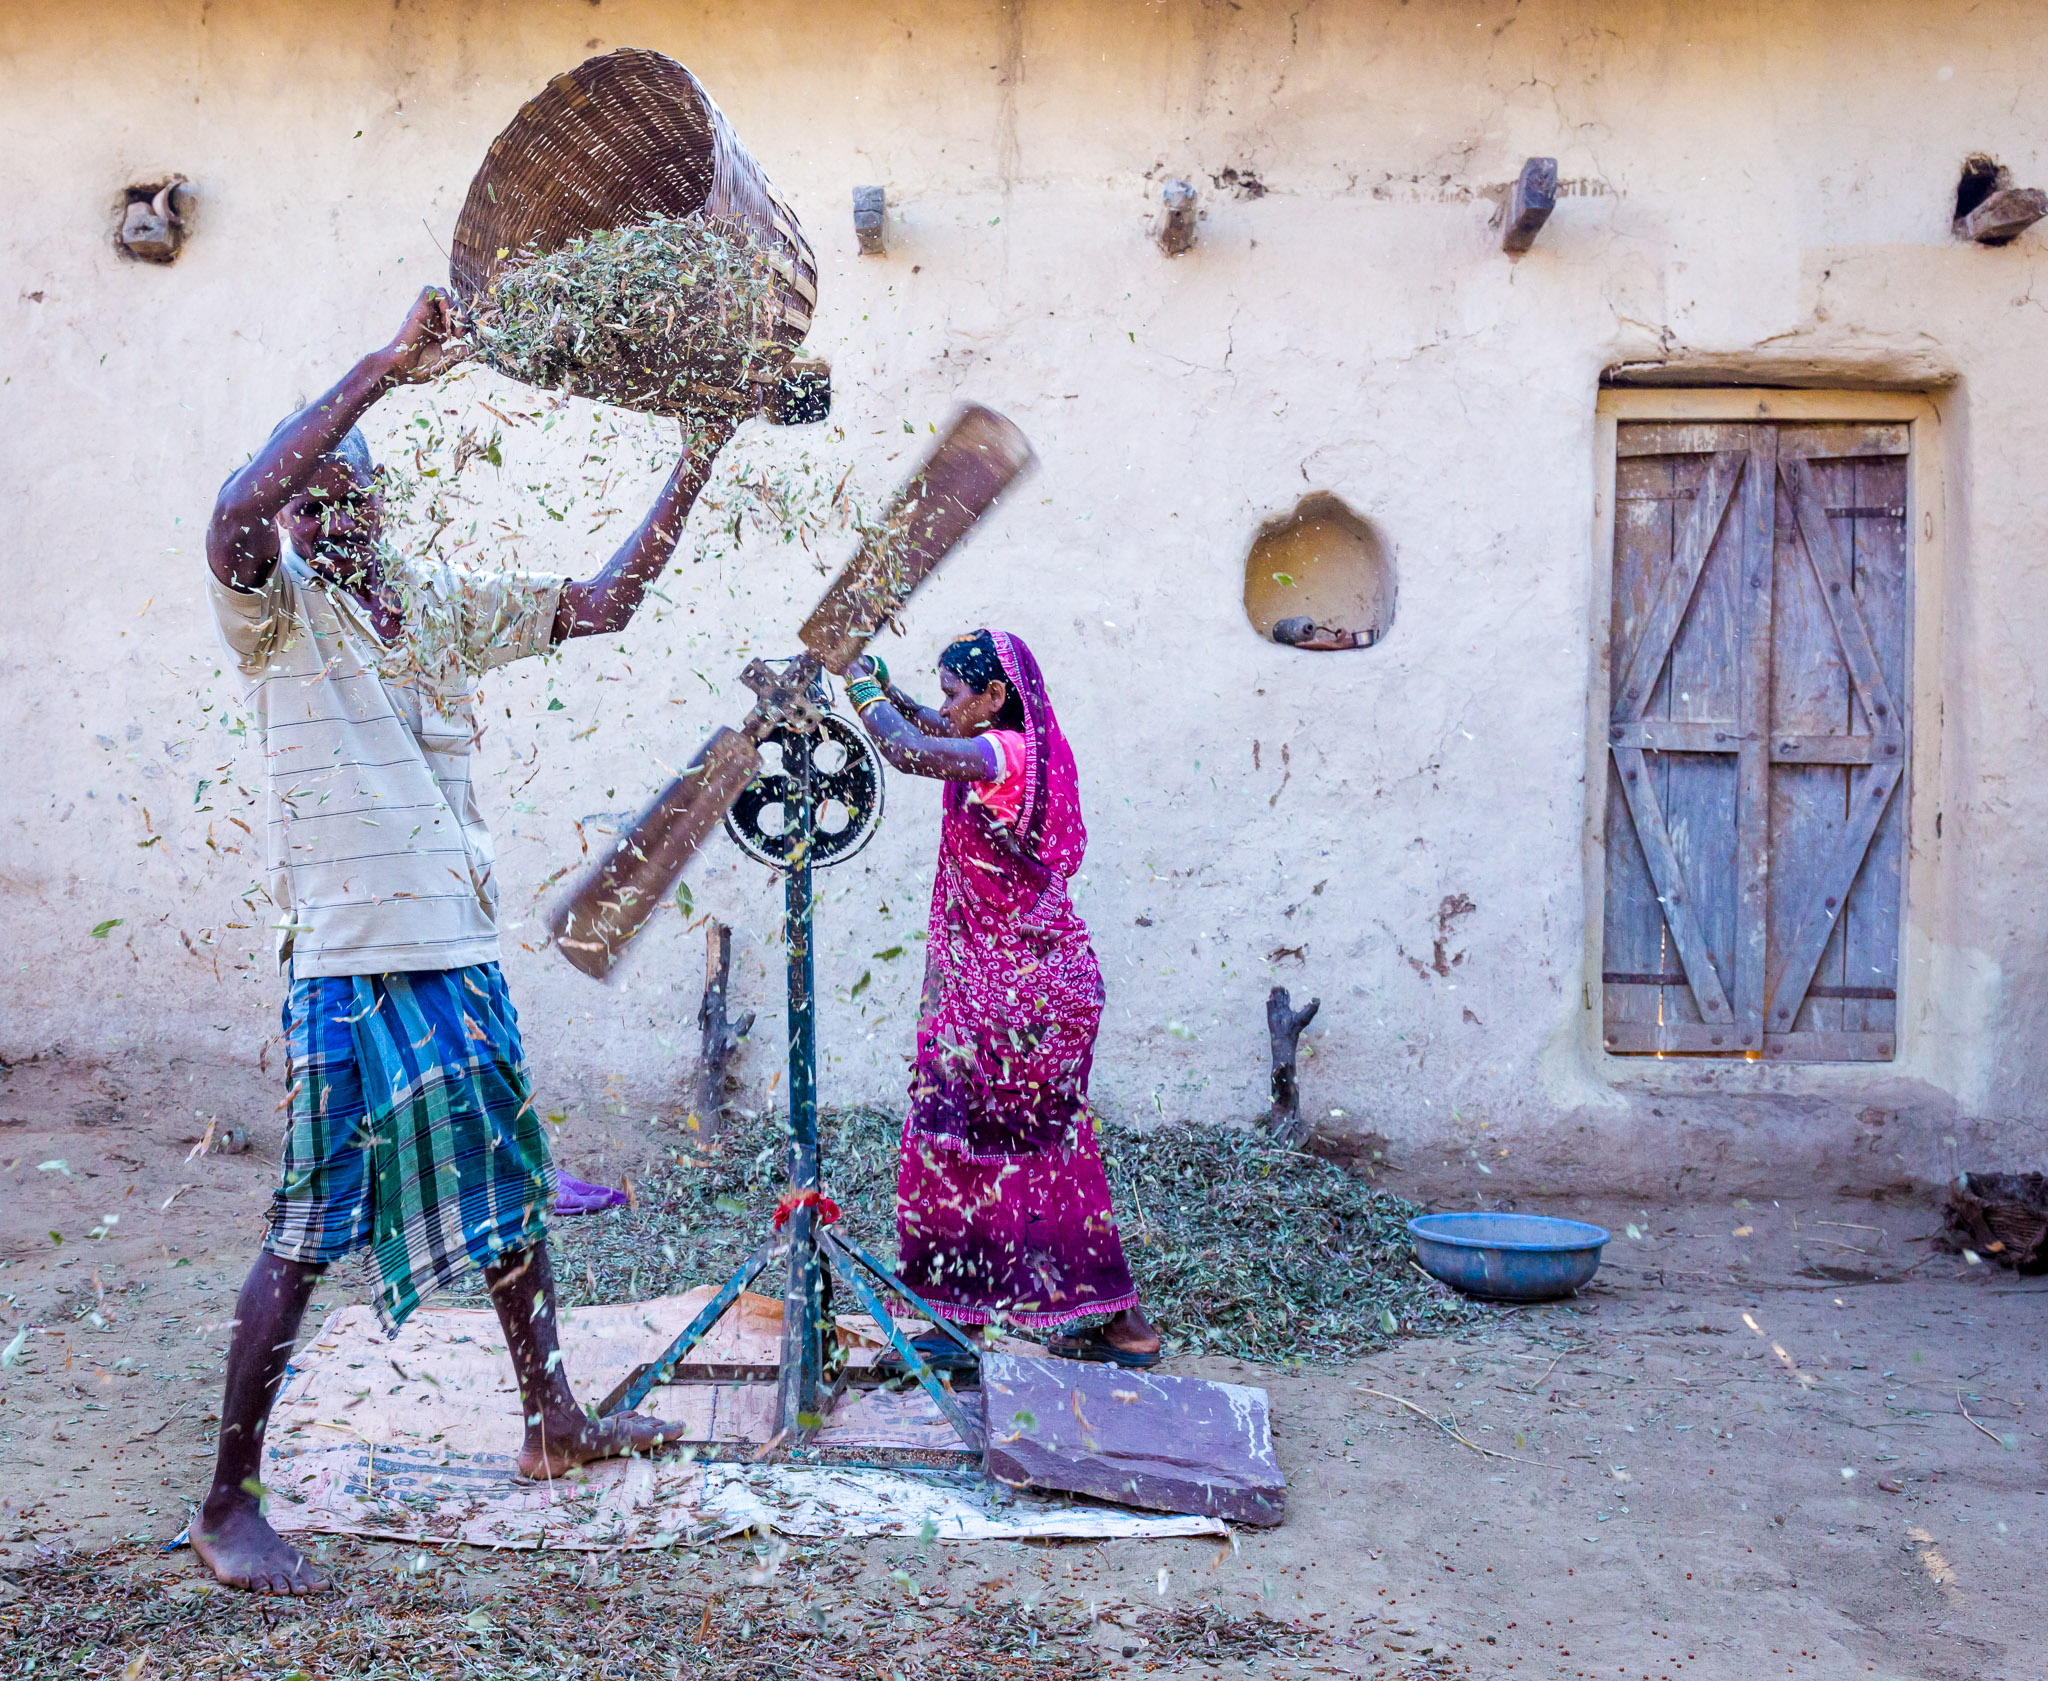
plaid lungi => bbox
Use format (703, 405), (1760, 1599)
(265, 962), (555, 1334)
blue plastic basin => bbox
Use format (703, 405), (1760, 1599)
(1407, 1212), (1610, 1302)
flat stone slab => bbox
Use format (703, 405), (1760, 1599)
(979, 1354), (1285, 1526)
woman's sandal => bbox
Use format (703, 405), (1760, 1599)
(1046, 1327), (1161, 1369)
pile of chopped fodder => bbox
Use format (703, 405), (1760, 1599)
(1096, 1121), (1487, 1362)
(467, 214), (784, 420)
(527, 1107), (1486, 1365)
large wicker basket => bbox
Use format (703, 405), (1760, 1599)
(449, 49), (816, 418)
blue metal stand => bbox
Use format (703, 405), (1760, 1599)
(774, 729), (829, 1437)
(602, 699), (982, 1458)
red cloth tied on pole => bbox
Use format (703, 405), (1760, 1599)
(772, 1188), (840, 1230)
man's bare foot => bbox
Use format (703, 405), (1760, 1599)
(191, 1497), (329, 1595)
(517, 1408), (686, 1480)
(1103, 1307), (1162, 1356)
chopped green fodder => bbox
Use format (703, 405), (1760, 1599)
(467, 214), (785, 422)
(1, 1539), (1360, 1679)
(520, 1107), (1487, 1365)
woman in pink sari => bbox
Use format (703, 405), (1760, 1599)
(845, 631), (1161, 1365)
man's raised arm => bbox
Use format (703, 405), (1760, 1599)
(552, 416), (739, 642)
(206, 288), (463, 592)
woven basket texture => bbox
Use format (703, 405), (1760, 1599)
(1942, 1171), (2048, 1271)
(450, 48), (816, 417)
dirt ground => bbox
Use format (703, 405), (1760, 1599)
(1, 1048), (2042, 1680)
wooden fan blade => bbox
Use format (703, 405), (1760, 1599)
(799, 404), (1036, 673)
(551, 726), (761, 978)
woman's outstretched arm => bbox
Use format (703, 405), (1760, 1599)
(881, 679), (948, 736)
(845, 661), (997, 781)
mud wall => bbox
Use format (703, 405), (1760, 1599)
(5, 0), (2047, 1192)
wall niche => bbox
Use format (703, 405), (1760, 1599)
(1242, 493), (1394, 649)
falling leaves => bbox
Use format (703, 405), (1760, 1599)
(90, 919), (124, 939)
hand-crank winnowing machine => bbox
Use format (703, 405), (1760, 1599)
(549, 404), (1035, 1460)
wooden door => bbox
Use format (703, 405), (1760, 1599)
(1602, 420), (1910, 1061)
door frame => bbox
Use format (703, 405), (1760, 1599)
(1582, 388), (1946, 1088)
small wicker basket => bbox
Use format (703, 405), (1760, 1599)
(449, 49), (816, 418)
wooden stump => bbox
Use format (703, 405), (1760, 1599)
(1261, 985), (1320, 1148)
(693, 921), (753, 1130)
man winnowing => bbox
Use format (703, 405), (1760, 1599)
(196, 287), (731, 1594)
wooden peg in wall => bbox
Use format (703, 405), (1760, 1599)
(1956, 185), (2048, 245)
(119, 178), (190, 264)
(853, 185), (886, 256)
(1158, 178), (1198, 256)
(1500, 157), (1558, 255)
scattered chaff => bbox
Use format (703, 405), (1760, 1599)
(0, 1541), (1221, 1679)
(521, 1107), (1488, 1366)
(1125, 1598), (1329, 1664)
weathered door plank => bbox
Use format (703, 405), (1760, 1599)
(1606, 1020), (1757, 1054)
(1612, 452), (1746, 724)
(1731, 425), (1778, 1047)
(1768, 445), (1908, 1043)
(1657, 444), (1746, 1033)
(1602, 448), (1682, 1037)
(1784, 455), (1905, 742)
(1840, 454), (1911, 1037)
(1765, 758), (1904, 1031)
(1612, 744), (1736, 1023)
(1769, 733), (1887, 765)
(1761, 1030), (1897, 1061)
(1615, 424), (1755, 458)
(1772, 424), (1909, 460)
(1767, 455), (1852, 1035)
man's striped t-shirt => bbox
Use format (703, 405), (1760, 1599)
(210, 549), (564, 978)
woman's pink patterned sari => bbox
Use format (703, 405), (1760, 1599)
(895, 631), (1138, 1328)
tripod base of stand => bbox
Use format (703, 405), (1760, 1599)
(593, 1379), (983, 1470)
(599, 1221), (986, 1467)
